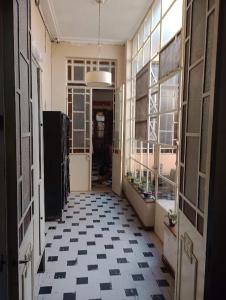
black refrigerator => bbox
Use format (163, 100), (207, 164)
(43, 111), (70, 220)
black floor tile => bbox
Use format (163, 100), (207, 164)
(39, 286), (52, 294)
(76, 277), (88, 285)
(78, 231), (87, 235)
(70, 238), (78, 243)
(124, 288), (138, 297)
(63, 293), (76, 300)
(78, 250), (87, 255)
(48, 256), (58, 262)
(111, 236), (120, 241)
(132, 274), (144, 281)
(97, 254), (107, 259)
(143, 252), (153, 257)
(109, 269), (121, 276)
(129, 240), (138, 244)
(100, 282), (112, 290)
(117, 258), (128, 263)
(87, 241), (96, 246)
(105, 244), (114, 249)
(88, 264), (98, 271)
(54, 272), (66, 279)
(151, 295), (166, 300)
(53, 235), (62, 240)
(95, 234), (103, 238)
(67, 259), (77, 266)
(123, 248), (133, 253)
(59, 246), (69, 252)
(156, 279), (170, 287)
(138, 262), (149, 268)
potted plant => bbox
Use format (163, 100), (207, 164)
(167, 209), (177, 227)
(143, 190), (154, 200)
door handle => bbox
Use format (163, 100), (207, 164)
(19, 259), (30, 264)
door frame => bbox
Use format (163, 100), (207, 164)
(204, 1), (226, 298)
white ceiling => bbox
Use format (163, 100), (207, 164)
(40, 0), (152, 44)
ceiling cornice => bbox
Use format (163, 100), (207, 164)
(56, 36), (125, 46)
(39, 0), (60, 40)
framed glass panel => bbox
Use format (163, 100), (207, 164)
(149, 117), (158, 141)
(160, 74), (180, 112)
(152, 0), (161, 30)
(151, 25), (160, 58)
(159, 113), (175, 145)
(162, 0), (174, 15)
(143, 38), (151, 66)
(158, 178), (176, 200)
(144, 11), (152, 41)
(149, 86), (158, 114)
(159, 146), (177, 182)
(137, 49), (143, 72)
(161, 0), (183, 47)
(150, 56), (159, 86)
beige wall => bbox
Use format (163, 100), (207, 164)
(51, 42), (126, 112)
(31, 0), (52, 110)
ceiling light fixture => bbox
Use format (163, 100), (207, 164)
(85, 0), (112, 87)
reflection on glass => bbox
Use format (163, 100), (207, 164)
(149, 86), (158, 114)
(144, 11), (152, 41)
(152, 0), (161, 30)
(151, 25), (160, 58)
(132, 56), (138, 78)
(149, 117), (158, 141)
(132, 34), (138, 57)
(159, 113), (178, 146)
(150, 56), (159, 86)
(143, 38), (150, 66)
(158, 178), (176, 200)
(160, 74), (180, 112)
(138, 49), (143, 72)
(138, 25), (144, 49)
(161, 0), (183, 46)
(159, 147), (177, 182)
(162, 0), (174, 15)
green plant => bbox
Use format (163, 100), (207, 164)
(167, 209), (177, 227)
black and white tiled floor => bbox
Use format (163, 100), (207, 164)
(35, 192), (174, 300)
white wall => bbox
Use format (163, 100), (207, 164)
(31, 0), (52, 111)
(51, 42), (126, 112)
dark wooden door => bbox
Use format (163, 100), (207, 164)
(0, 0), (8, 298)
(2, 0), (34, 299)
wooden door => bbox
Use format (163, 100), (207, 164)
(176, 1), (220, 299)
(68, 87), (92, 191)
(2, 0), (35, 299)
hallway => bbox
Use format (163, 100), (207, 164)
(35, 192), (174, 300)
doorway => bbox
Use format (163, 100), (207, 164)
(92, 89), (114, 190)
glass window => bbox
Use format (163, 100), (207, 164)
(132, 34), (138, 57)
(150, 56), (159, 86)
(149, 86), (158, 114)
(137, 49), (143, 72)
(152, 0), (161, 30)
(160, 74), (180, 112)
(159, 146), (177, 182)
(138, 25), (144, 49)
(151, 25), (160, 58)
(144, 11), (152, 41)
(143, 38), (151, 66)
(162, 0), (183, 46)
(162, 0), (174, 15)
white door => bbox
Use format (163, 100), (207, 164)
(176, 2), (219, 300)
(112, 85), (125, 195)
(32, 60), (45, 273)
(68, 87), (92, 191)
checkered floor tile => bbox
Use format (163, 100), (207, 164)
(35, 192), (174, 300)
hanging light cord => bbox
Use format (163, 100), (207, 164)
(98, 0), (101, 58)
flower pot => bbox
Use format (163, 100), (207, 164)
(169, 219), (176, 227)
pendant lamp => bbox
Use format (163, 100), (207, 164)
(85, 0), (112, 87)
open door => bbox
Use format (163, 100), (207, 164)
(176, 1), (219, 299)
(112, 85), (125, 195)
(68, 87), (92, 191)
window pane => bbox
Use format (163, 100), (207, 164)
(159, 146), (177, 182)
(137, 49), (143, 72)
(152, 0), (161, 30)
(143, 38), (151, 66)
(132, 56), (138, 78)
(151, 25), (160, 58)
(162, 0), (174, 15)
(149, 117), (158, 141)
(133, 34), (138, 57)
(159, 113), (177, 145)
(73, 94), (85, 111)
(162, 0), (183, 47)
(158, 178), (176, 200)
(73, 131), (84, 148)
(73, 113), (84, 130)
(138, 24), (144, 49)
(74, 66), (84, 81)
(150, 56), (159, 86)
(144, 11), (152, 41)
(149, 86), (158, 114)
(160, 74), (180, 112)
